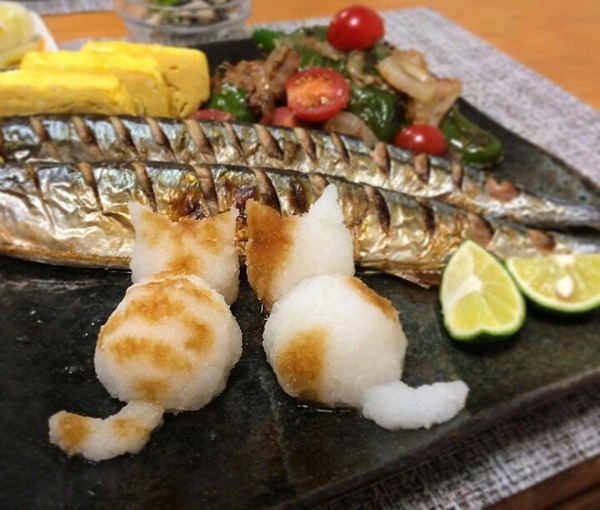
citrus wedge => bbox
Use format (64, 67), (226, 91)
(505, 253), (600, 314)
(440, 240), (525, 341)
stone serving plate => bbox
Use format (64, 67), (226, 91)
(0, 39), (599, 510)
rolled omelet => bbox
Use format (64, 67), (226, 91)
(83, 40), (210, 117)
(0, 69), (136, 116)
(21, 50), (172, 117)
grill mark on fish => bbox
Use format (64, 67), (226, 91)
(451, 156), (464, 189)
(224, 123), (246, 164)
(308, 174), (330, 196)
(255, 124), (284, 161)
(75, 162), (104, 213)
(419, 200), (436, 237)
(131, 162), (157, 212)
(1, 160), (598, 281)
(29, 118), (62, 161)
(109, 116), (138, 155)
(24, 162), (58, 232)
(0, 122), (5, 163)
(288, 177), (310, 214)
(71, 116), (104, 161)
(192, 165), (220, 216)
(145, 117), (176, 162)
(253, 168), (282, 214)
(294, 127), (318, 163)
(413, 153), (431, 183)
(365, 185), (391, 234)
(2, 116), (600, 232)
(330, 132), (350, 164)
(184, 119), (216, 164)
(24, 161), (45, 206)
(371, 142), (391, 178)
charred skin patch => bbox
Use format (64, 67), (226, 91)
(275, 326), (328, 402)
(167, 189), (210, 220)
(467, 213), (494, 247)
(245, 200), (295, 309)
(54, 413), (92, 453)
(287, 177), (310, 215)
(348, 277), (398, 321)
(486, 176), (519, 202)
(529, 229), (556, 253)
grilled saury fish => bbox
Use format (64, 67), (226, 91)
(0, 115), (598, 232)
(1, 160), (598, 286)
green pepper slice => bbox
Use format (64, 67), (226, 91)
(440, 108), (503, 166)
(206, 83), (257, 123)
(347, 86), (405, 143)
(251, 28), (286, 53)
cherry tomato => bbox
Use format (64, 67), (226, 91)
(262, 106), (308, 128)
(327, 5), (385, 51)
(189, 109), (235, 122)
(286, 67), (350, 122)
(393, 124), (449, 156)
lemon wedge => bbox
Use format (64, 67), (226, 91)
(506, 253), (600, 314)
(440, 240), (525, 341)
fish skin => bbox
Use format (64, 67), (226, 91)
(1, 160), (598, 286)
(0, 115), (599, 232)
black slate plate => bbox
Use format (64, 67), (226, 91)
(1, 39), (599, 510)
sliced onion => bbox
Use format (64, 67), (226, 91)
(376, 50), (436, 102)
(324, 111), (379, 147)
(408, 78), (463, 126)
(346, 50), (365, 82)
(296, 36), (344, 60)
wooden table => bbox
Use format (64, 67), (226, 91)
(44, 0), (600, 110)
(41, 2), (600, 508)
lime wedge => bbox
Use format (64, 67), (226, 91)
(506, 253), (600, 314)
(440, 240), (525, 341)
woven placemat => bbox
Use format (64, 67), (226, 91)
(52, 6), (600, 508)
(20, 0), (113, 16)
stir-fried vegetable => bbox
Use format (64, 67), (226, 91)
(346, 86), (405, 143)
(440, 107), (503, 166)
(286, 67), (350, 122)
(203, 5), (503, 166)
(206, 83), (257, 122)
(393, 124), (448, 156)
(327, 5), (385, 51)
